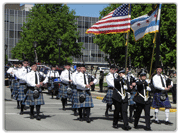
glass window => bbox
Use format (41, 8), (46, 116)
(18, 16), (23, 24)
(18, 10), (22, 17)
(10, 22), (14, 30)
(9, 31), (14, 38)
(10, 10), (14, 15)
(85, 22), (88, 28)
(10, 15), (14, 22)
(85, 36), (88, 43)
(18, 24), (23, 31)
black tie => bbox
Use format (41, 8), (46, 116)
(26, 67), (28, 73)
(69, 70), (71, 80)
(84, 73), (87, 84)
(160, 75), (165, 87)
(54, 71), (55, 77)
(35, 72), (38, 84)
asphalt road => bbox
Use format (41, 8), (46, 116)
(4, 86), (177, 131)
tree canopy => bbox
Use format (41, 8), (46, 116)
(94, 4), (176, 70)
(12, 4), (83, 65)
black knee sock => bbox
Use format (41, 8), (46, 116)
(86, 108), (90, 118)
(78, 108), (82, 118)
(36, 105), (40, 116)
(106, 104), (111, 113)
(21, 103), (24, 112)
(129, 105), (134, 118)
(30, 105), (34, 115)
(17, 101), (20, 107)
(62, 98), (67, 108)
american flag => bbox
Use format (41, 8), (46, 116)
(86, 4), (131, 35)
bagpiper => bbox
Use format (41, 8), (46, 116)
(58, 62), (73, 110)
(112, 69), (131, 130)
(71, 63), (82, 116)
(16, 59), (31, 115)
(23, 62), (45, 120)
(44, 64), (60, 99)
(152, 65), (173, 125)
(74, 64), (97, 123)
(102, 65), (116, 117)
(133, 69), (152, 130)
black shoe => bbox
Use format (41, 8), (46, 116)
(79, 117), (83, 122)
(24, 106), (27, 110)
(154, 120), (161, 124)
(129, 117), (134, 123)
(86, 118), (91, 123)
(113, 124), (118, 128)
(105, 111), (109, 118)
(134, 125), (138, 129)
(36, 115), (41, 120)
(145, 127), (152, 131)
(74, 111), (78, 116)
(30, 114), (34, 119)
(19, 111), (23, 115)
(62, 107), (66, 111)
(165, 121), (173, 125)
(17, 105), (20, 109)
(124, 126), (131, 131)
(109, 108), (113, 112)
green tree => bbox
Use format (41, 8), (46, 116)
(94, 4), (176, 70)
(12, 4), (83, 65)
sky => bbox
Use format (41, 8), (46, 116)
(67, 4), (109, 17)
(19, 3), (109, 18)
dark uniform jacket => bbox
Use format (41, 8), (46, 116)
(112, 76), (128, 103)
(133, 80), (151, 105)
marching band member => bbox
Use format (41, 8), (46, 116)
(58, 62), (73, 110)
(71, 63), (81, 116)
(24, 62), (45, 120)
(152, 65), (173, 125)
(74, 64), (97, 123)
(112, 69), (131, 130)
(102, 65), (116, 117)
(44, 64), (60, 99)
(133, 70), (152, 130)
(16, 59), (30, 115)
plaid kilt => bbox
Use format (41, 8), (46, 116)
(22, 88), (45, 106)
(152, 92), (171, 108)
(47, 80), (54, 91)
(102, 89), (113, 105)
(128, 91), (136, 105)
(16, 85), (26, 101)
(57, 84), (72, 100)
(10, 79), (16, 90)
(72, 90), (94, 108)
(12, 81), (19, 100)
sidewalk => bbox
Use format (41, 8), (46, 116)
(91, 86), (177, 112)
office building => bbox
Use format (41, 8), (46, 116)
(4, 4), (108, 66)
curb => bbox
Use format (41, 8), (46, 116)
(96, 96), (177, 112)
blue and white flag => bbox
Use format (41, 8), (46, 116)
(131, 4), (162, 41)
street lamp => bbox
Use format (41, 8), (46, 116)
(5, 44), (8, 65)
(33, 41), (38, 63)
(57, 38), (62, 66)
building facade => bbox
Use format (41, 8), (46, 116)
(4, 4), (108, 66)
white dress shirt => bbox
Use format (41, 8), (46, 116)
(43, 70), (60, 84)
(71, 70), (79, 85)
(153, 74), (173, 90)
(106, 72), (114, 88)
(16, 66), (30, 81)
(60, 69), (72, 84)
(75, 72), (97, 90)
(26, 70), (40, 87)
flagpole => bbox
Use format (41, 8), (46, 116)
(125, 4), (131, 75)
